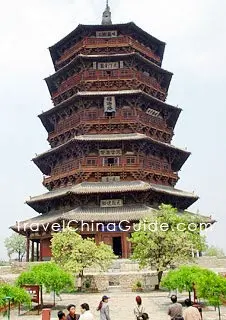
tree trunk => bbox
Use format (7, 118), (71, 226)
(218, 304), (221, 320)
(189, 291), (191, 301)
(53, 291), (56, 307)
(40, 285), (43, 308)
(155, 270), (163, 290)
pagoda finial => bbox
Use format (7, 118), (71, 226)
(102, 0), (112, 25)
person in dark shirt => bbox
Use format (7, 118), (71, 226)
(66, 304), (80, 320)
(58, 311), (66, 320)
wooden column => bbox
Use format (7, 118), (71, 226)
(95, 232), (101, 245)
(31, 241), (35, 262)
(123, 233), (128, 259)
(39, 239), (43, 261)
(121, 233), (127, 259)
(36, 241), (39, 261)
(26, 237), (30, 262)
(127, 234), (132, 258)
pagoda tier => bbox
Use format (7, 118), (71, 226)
(39, 91), (181, 135)
(46, 53), (172, 106)
(46, 52), (172, 94)
(33, 133), (189, 182)
(25, 181), (198, 213)
(41, 93), (180, 148)
(13, 204), (213, 237)
(49, 22), (166, 70)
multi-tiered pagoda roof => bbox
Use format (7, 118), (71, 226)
(12, 2), (213, 261)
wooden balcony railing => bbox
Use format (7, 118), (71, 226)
(48, 113), (171, 141)
(55, 36), (161, 67)
(43, 164), (178, 186)
(52, 68), (166, 100)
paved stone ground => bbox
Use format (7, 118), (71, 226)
(2, 291), (226, 320)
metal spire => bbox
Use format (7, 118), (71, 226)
(102, 0), (112, 25)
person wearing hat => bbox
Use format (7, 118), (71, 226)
(66, 304), (80, 320)
(97, 295), (111, 320)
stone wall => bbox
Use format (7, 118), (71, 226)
(84, 272), (158, 292)
(197, 257), (226, 269)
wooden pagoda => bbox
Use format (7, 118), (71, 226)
(12, 2), (212, 261)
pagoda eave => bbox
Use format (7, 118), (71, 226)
(33, 133), (190, 175)
(45, 52), (173, 86)
(49, 22), (166, 65)
(25, 181), (198, 213)
(38, 90), (181, 133)
(11, 205), (215, 236)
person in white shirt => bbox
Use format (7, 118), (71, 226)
(79, 303), (94, 320)
(183, 299), (201, 320)
(134, 296), (145, 320)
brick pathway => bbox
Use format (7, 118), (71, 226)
(2, 291), (226, 320)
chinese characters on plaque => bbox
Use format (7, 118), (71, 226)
(96, 30), (118, 38)
(22, 285), (40, 303)
(102, 176), (121, 182)
(104, 96), (116, 113)
(93, 61), (123, 70)
(99, 149), (122, 156)
(100, 199), (123, 208)
(146, 108), (161, 117)
(98, 62), (120, 70)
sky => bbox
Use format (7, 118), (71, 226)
(0, 0), (225, 260)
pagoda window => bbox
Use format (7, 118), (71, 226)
(150, 159), (161, 170)
(126, 157), (136, 165)
(163, 162), (169, 171)
(86, 158), (97, 166)
(105, 111), (115, 118)
(86, 111), (98, 120)
(103, 157), (120, 167)
(86, 70), (96, 79)
(122, 108), (134, 119)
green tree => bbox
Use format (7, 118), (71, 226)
(4, 234), (26, 262)
(204, 245), (225, 257)
(162, 265), (203, 299)
(161, 264), (226, 319)
(130, 204), (207, 289)
(16, 262), (73, 306)
(0, 284), (31, 309)
(51, 228), (116, 287)
(196, 270), (226, 320)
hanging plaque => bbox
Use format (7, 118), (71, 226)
(100, 199), (123, 208)
(96, 30), (118, 38)
(104, 96), (116, 112)
(98, 62), (119, 70)
(99, 149), (122, 156)
(102, 176), (121, 182)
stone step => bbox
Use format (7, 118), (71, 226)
(108, 285), (122, 292)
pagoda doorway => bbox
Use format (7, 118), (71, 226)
(113, 236), (122, 257)
(104, 157), (119, 167)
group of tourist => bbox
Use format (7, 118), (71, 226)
(57, 295), (110, 320)
(134, 294), (202, 320)
(168, 295), (202, 320)
(57, 294), (200, 320)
